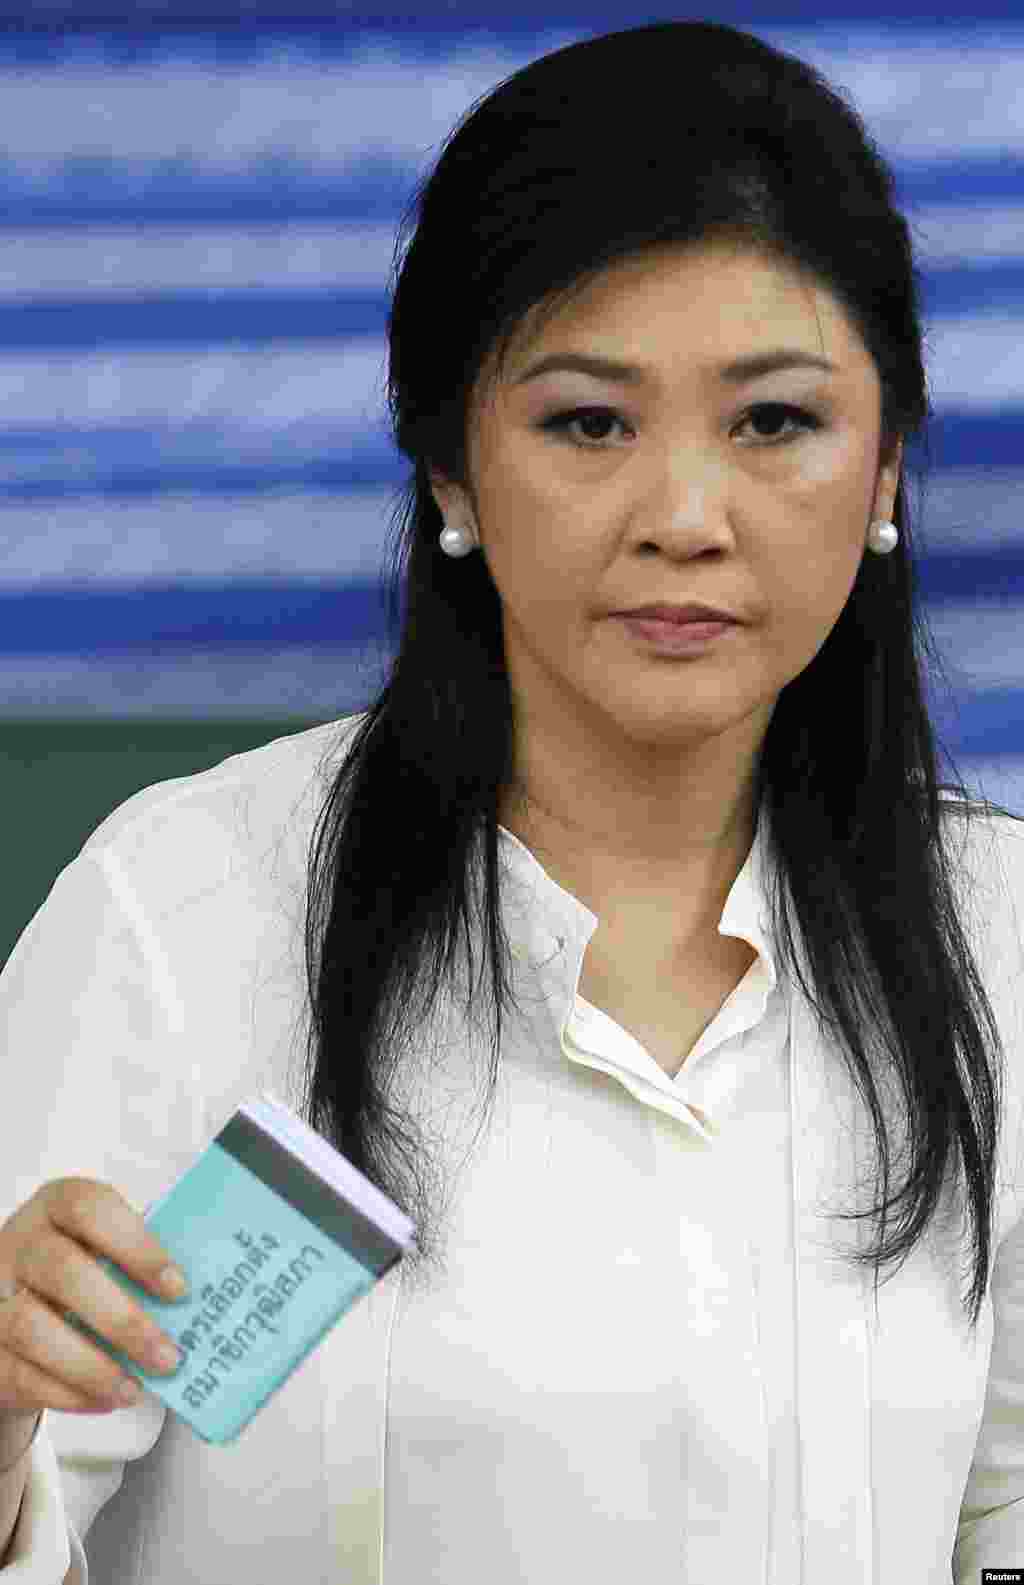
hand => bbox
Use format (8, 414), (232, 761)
(0, 1177), (186, 1416)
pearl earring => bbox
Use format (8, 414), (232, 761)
(438, 514), (478, 558)
(867, 518), (898, 555)
(438, 514), (898, 556)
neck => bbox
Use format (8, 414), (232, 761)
(498, 781), (759, 940)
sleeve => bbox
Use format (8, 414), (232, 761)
(0, 849), (201, 1581)
(954, 1189), (1024, 1578)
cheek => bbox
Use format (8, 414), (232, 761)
(764, 543), (864, 675)
(487, 531), (583, 649)
(786, 423), (877, 520)
(775, 439), (876, 580)
(492, 527), (572, 602)
(794, 430), (850, 485)
(492, 502), (591, 594)
(773, 534), (863, 613)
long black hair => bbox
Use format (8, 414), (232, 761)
(300, 19), (1022, 1329)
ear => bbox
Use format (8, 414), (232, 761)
(873, 434), (904, 523)
(427, 464), (463, 522)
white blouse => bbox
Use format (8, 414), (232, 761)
(1, 713), (1022, 1584)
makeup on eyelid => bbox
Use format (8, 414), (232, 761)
(537, 401), (823, 446)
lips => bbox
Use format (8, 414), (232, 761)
(618, 605), (737, 625)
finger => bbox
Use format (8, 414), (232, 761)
(18, 1226), (180, 1387)
(46, 1178), (182, 1298)
(0, 1286), (140, 1414)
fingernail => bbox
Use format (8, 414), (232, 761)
(158, 1265), (188, 1298)
(148, 1339), (182, 1373)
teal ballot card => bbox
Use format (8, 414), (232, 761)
(65, 1091), (417, 1444)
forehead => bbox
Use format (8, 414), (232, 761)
(492, 238), (868, 390)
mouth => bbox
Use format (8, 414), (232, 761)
(615, 606), (740, 626)
(615, 612), (739, 652)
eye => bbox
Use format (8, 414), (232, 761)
(739, 403), (822, 444)
(538, 406), (631, 446)
(538, 402), (822, 448)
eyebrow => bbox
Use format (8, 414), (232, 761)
(512, 349), (838, 386)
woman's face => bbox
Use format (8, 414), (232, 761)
(430, 238), (903, 757)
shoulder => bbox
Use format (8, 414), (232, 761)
(937, 795), (1024, 1209)
(74, 713), (368, 917)
(938, 793), (1024, 925)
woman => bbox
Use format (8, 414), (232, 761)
(1, 18), (1022, 1584)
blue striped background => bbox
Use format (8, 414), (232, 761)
(2, 3), (1022, 814)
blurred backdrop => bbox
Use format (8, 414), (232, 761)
(2, 0), (1023, 967)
